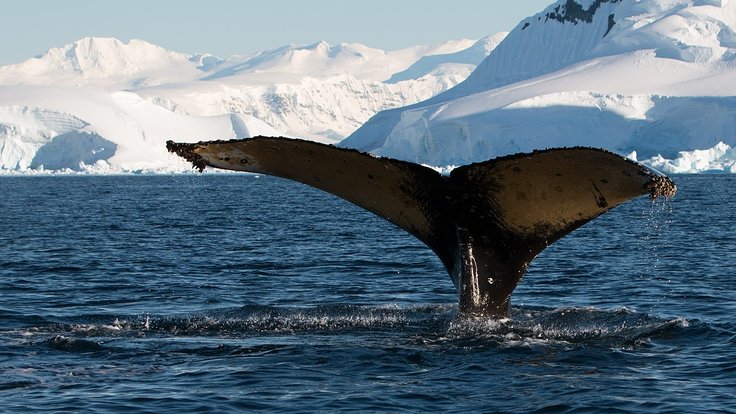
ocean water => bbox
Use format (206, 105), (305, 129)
(0, 174), (734, 413)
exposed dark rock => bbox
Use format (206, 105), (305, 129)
(545, 0), (622, 25)
(604, 13), (616, 37)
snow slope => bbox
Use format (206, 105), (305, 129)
(0, 37), (498, 171)
(0, 85), (278, 171)
(343, 0), (736, 171)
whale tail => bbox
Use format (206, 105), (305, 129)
(167, 137), (676, 317)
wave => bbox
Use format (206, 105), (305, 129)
(3, 304), (707, 352)
(46, 335), (105, 353)
(441, 306), (693, 348)
(62, 304), (448, 336)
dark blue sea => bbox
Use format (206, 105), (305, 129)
(1, 174), (734, 413)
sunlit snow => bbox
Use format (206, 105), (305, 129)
(344, 0), (736, 173)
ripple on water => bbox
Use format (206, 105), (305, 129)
(1, 175), (735, 412)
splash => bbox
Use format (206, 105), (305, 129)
(442, 306), (689, 348)
(640, 196), (675, 285)
(4, 304), (696, 355)
(46, 335), (105, 353)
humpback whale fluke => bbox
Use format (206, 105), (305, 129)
(167, 136), (676, 317)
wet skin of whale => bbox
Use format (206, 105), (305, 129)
(167, 136), (676, 317)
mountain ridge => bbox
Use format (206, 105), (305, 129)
(0, 35), (497, 171)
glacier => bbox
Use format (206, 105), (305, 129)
(0, 86), (280, 172)
(343, 0), (736, 172)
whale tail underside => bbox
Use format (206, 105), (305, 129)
(167, 136), (676, 317)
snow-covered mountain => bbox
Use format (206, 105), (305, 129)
(0, 36), (501, 172)
(4, 0), (735, 174)
(343, 0), (736, 172)
(135, 37), (500, 141)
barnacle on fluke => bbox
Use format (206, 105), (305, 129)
(166, 141), (207, 172)
(647, 175), (678, 199)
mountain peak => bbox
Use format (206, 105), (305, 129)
(0, 37), (208, 85)
(304, 40), (332, 50)
(438, 0), (736, 99)
(58, 37), (187, 77)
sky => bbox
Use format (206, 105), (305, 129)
(1, 0), (553, 65)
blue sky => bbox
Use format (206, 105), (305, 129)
(1, 0), (552, 65)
